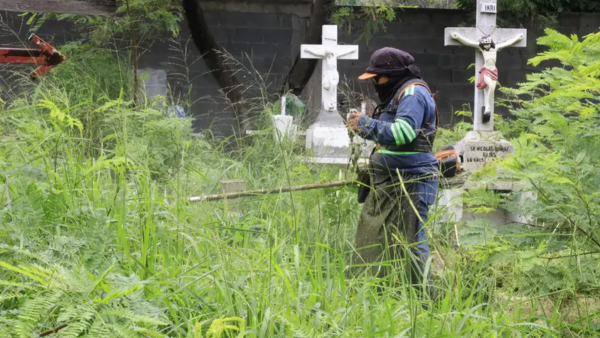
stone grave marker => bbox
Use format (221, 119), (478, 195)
(444, 0), (526, 134)
(437, 0), (535, 227)
(444, 0), (528, 172)
(138, 69), (167, 109)
(301, 25), (374, 165)
(442, 0), (527, 172)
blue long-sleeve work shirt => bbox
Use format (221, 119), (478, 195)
(357, 84), (439, 175)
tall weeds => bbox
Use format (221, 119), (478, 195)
(0, 28), (597, 338)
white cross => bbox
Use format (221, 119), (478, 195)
(301, 25), (359, 114)
(444, 0), (527, 132)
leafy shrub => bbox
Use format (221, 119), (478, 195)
(3, 24), (599, 338)
(457, 29), (600, 297)
(456, 0), (600, 25)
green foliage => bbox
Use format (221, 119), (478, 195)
(337, 0), (455, 8)
(26, 0), (182, 48)
(455, 28), (600, 298)
(434, 121), (472, 152)
(116, 0), (183, 38)
(331, 5), (401, 44)
(0, 254), (166, 337)
(456, 0), (600, 25)
(2, 28), (599, 337)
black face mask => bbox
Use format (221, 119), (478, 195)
(373, 80), (400, 104)
(372, 71), (418, 105)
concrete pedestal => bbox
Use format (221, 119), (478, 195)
(435, 131), (534, 227)
(305, 110), (374, 165)
(436, 174), (537, 227)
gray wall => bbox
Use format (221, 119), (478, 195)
(141, 10), (297, 134)
(148, 8), (600, 133)
(336, 10), (599, 124)
(1, 8), (599, 136)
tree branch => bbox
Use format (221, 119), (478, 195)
(124, 0), (139, 105)
(189, 180), (353, 202)
(39, 322), (71, 337)
(541, 251), (600, 260)
(182, 0), (250, 133)
(281, 0), (335, 96)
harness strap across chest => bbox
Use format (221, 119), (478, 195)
(376, 80), (439, 154)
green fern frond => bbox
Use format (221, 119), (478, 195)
(58, 317), (93, 338)
(0, 293), (22, 304)
(88, 319), (113, 337)
(528, 50), (574, 67)
(56, 304), (81, 323)
(112, 323), (141, 338)
(114, 307), (168, 326)
(16, 291), (62, 337)
(537, 28), (576, 51)
(0, 261), (48, 286)
(0, 280), (39, 291)
(580, 62), (600, 77)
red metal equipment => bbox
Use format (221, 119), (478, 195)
(0, 34), (66, 79)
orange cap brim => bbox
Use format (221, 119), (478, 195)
(358, 73), (377, 80)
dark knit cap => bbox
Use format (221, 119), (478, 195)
(358, 47), (421, 79)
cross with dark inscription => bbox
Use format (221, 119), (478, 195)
(444, 0), (527, 132)
(0, 0), (116, 15)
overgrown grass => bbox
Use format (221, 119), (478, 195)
(0, 33), (599, 338)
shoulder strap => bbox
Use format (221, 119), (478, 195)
(394, 78), (424, 101)
(397, 80), (440, 136)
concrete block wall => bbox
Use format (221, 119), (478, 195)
(336, 9), (600, 126)
(137, 11), (296, 134)
(1, 8), (599, 135)
(122, 9), (600, 131)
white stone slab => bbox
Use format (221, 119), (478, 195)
(438, 189), (464, 223)
(480, 2), (497, 13)
(303, 157), (369, 166)
(455, 131), (514, 172)
(273, 115), (293, 143)
(461, 140), (513, 172)
(305, 124), (375, 160)
(436, 186), (537, 227)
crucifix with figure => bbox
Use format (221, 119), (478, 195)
(301, 25), (369, 164)
(445, 0), (527, 132)
(437, 1), (535, 225)
(301, 25), (359, 115)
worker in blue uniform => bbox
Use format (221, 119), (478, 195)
(347, 48), (439, 295)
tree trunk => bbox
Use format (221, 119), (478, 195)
(182, 0), (250, 134)
(281, 0), (334, 96)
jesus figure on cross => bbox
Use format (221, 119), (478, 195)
(450, 32), (524, 122)
(303, 46), (357, 112)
